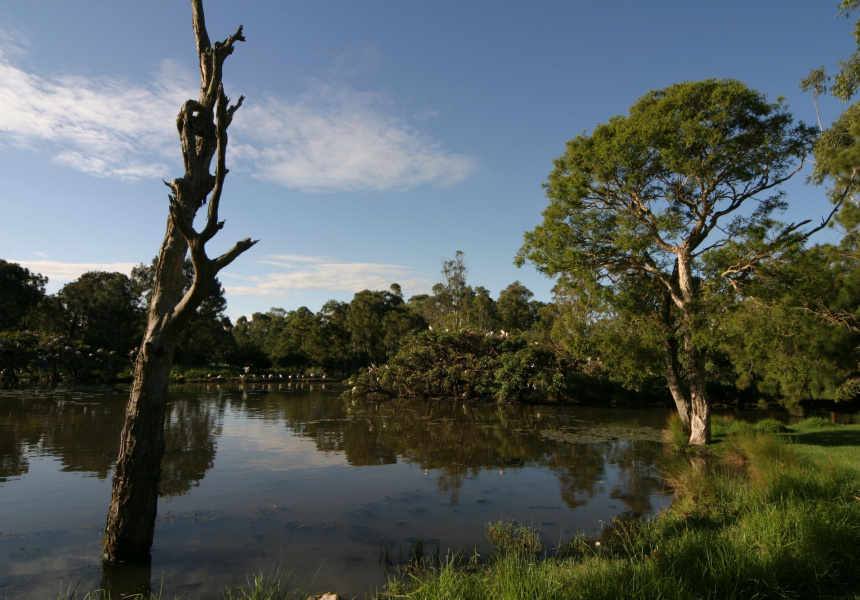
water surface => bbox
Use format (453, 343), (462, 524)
(0, 384), (672, 598)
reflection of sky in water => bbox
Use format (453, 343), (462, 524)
(0, 386), (672, 599)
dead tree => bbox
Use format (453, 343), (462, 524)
(103, 0), (257, 562)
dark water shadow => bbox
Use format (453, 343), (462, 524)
(101, 560), (152, 598)
(789, 430), (860, 448)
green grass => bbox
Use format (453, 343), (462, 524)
(381, 416), (860, 600)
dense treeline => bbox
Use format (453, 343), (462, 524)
(3, 238), (858, 407)
(0, 252), (552, 386)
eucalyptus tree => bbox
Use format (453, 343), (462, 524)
(796, 1), (860, 397)
(517, 79), (816, 445)
(104, 0), (257, 562)
(425, 251), (473, 330)
(802, 0), (860, 230)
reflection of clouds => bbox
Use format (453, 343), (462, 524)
(223, 420), (346, 471)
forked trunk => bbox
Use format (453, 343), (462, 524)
(102, 0), (256, 563)
(671, 254), (711, 446)
(662, 291), (691, 428)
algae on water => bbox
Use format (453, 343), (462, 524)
(540, 425), (665, 445)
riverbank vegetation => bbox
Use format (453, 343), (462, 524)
(3, 236), (860, 411)
(378, 417), (860, 600)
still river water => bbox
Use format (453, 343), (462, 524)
(1, 384), (673, 599)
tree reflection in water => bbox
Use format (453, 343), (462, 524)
(225, 387), (667, 513)
(1, 384), (671, 599)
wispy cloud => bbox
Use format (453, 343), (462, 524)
(232, 83), (476, 192)
(223, 255), (433, 298)
(0, 35), (187, 180)
(17, 260), (137, 285)
(0, 33), (475, 191)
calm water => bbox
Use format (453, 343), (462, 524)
(0, 384), (673, 599)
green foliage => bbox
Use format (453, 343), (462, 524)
(344, 330), (576, 402)
(0, 260), (46, 331)
(713, 241), (860, 402)
(37, 271), (144, 359)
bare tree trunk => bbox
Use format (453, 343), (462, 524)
(103, 0), (257, 563)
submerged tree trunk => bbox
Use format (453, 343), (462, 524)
(103, 0), (257, 563)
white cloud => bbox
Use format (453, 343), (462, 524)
(233, 83), (476, 192)
(0, 39), (187, 180)
(17, 260), (137, 285)
(223, 255), (433, 298)
(0, 35), (475, 192)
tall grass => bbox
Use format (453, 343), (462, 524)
(383, 419), (860, 600)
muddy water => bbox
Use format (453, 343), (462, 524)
(0, 384), (672, 599)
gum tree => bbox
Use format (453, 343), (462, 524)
(103, 0), (257, 562)
(517, 79), (815, 445)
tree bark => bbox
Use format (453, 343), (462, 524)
(103, 0), (256, 563)
(674, 252), (711, 446)
(662, 291), (691, 429)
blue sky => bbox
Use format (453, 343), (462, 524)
(0, 1), (853, 320)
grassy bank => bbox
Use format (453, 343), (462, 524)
(381, 416), (860, 600)
(60, 416), (860, 600)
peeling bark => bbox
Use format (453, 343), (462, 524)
(103, 0), (257, 563)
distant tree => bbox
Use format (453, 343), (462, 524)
(466, 285), (497, 333)
(230, 314), (272, 369)
(0, 260), (47, 331)
(314, 300), (352, 372)
(132, 259), (235, 366)
(104, 1), (257, 563)
(518, 79), (816, 445)
(497, 281), (539, 332)
(45, 272), (144, 356)
(347, 289), (404, 365)
(426, 251), (473, 330)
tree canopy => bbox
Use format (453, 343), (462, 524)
(518, 79), (816, 444)
(0, 260), (46, 332)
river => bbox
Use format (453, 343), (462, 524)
(0, 383), (673, 599)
